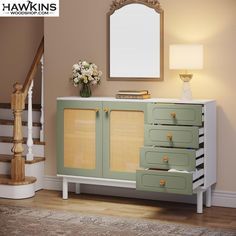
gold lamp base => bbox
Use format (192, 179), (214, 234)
(179, 73), (193, 82)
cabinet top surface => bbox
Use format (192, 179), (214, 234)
(57, 97), (215, 104)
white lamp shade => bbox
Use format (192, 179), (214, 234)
(169, 44), (203, 70)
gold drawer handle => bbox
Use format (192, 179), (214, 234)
(103, 107), (110, 113)
(160, 179), (166, 187)
(166, 133), (173, 141)
(163, 156), (169, 163)
(170, 112), (176, 119)
(94, 108), (100, 113)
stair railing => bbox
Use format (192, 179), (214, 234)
(11, 37), (44, 182)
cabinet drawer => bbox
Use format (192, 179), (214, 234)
(147, 104), (203, 126)
(136, 169), (204, 195)
(144, 125), (203, 149)
(140, 147), (204, 171)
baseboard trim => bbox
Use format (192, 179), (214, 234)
(44, 175), (62, 191)
(44, 175), (236, 208)
(212, 190), (236, 208)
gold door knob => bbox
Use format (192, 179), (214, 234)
(163, 156), (169, 163)
(103, 107), (109, 113)
(170, 112), (176, 119)
(166, 133), (173, 141)
(160, 179), (166, 187)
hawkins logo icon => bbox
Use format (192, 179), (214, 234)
(0, 0), (59, 17)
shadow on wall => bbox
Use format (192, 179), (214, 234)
(0, 17), (44, 104)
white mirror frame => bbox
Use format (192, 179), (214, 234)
(107, 0), (164, 81)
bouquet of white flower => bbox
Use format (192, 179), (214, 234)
(71, 61), (102, 87)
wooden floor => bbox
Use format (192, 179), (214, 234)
(0, 190), (235, 231)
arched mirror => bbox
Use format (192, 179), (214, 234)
(108, 0), (164, 81)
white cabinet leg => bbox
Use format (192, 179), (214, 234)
(206, 186), (212, 207)
(63, 178), (68, 200)
(197, 190), (203, 214)
(75, 183), (80, 194)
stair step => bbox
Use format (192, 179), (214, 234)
(0, 136), (45, 145)
(0, 154), (11, 162)
(0, 119), (41, 127)
(0, 103), (41, 111)
(0, 107), (40, 122)
(0, 119), (41, 138)
(0, 142), (44, 157)
(0, 154), (45, 164)
(0, 174), (36, 185)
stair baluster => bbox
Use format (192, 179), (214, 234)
(11, 83), (25, 182)
(40, 56), (44, 142)
(26, 81), (34, 161)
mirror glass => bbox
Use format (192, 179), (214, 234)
(108, 1), (163, 80)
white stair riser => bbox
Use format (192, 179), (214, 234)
(0, 184), (35, 199)
(0, 143), (44, 157)
(0, 162), (10, 175)
(0, 124), (40, 139)
(25, 161), (45, 191)
(0, 161), (45, 192)
(0, 109), (40, 123)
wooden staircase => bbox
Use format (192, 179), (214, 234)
(0, 38), (45, 199)
(0, 103), (45, 198)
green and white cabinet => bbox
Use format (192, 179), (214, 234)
(57, 97), (146, 197)
(57, 97), (216, 214)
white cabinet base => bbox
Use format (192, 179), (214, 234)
(59, 174), (213, 213)
(59, 174), (136, 201)
(206, 187), (212, 207)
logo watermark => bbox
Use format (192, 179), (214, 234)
(0, 0), (59, 17)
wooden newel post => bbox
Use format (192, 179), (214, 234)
(11, 83), (25, 182)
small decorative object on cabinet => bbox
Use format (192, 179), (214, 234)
(79, 83), (91, 97)
(70, 61), (102, 97)
(169, 44), (203, 100)
(57, 97), (216, 214)
(116, 90), (151, 99)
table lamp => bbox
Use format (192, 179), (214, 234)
(169, 44), (203, 100)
